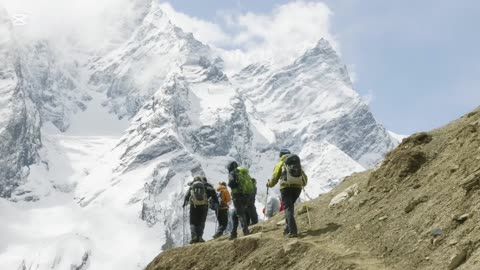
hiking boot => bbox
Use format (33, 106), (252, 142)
(189, 237), (198, 244)
(198, 238), (205, 243)
(287, 233), (298, 238)
(213, 232), (222, 239)
(283, 229), (289, 236)
(229, 234), (237, 240)
(243, 230), (250, 236)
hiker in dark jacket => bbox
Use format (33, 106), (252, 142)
(183, 176), (217, 244)
(227, 161), (250, 239)
(267, 149), (308, 238)
(245, 178), (259, 226)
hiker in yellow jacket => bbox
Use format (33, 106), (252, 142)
(267, 149), (307, 238)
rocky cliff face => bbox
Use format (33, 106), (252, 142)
(0, 9), (42, 198)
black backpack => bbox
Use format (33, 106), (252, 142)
(190, 181), (208, 206)
(208, 196), (219, 211)
(282, 154), (305, 186)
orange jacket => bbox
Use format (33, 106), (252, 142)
(216, 184), (232, 209)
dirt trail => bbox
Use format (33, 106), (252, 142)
(145, 226), (389, 270)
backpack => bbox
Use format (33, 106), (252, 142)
(208, 196), (219, 211)
(190, 181), (208, 206)
(282, 154), (305, 186)
(237, 167), (255, 194)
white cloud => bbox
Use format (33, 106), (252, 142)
(362, 89), (375, 105)
(226, 1), (337, 67)
(158, 2), (230, 47)
(159, 1), (338, 73)
(1, 0), (149, 52)
(1, 0), (339, 73)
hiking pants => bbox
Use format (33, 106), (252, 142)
(245, 199), (258, 226)
(189, 204), (208, 241)
(216, 208), (228, 235)
(231, 194), (249, 236)
(281, 187), (302, 235)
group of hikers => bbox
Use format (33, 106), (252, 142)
(183, 148), (308, 244)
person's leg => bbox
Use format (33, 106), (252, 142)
(218, 209), (228, 233)
(230, 209), (239, 239)
(284, 188), (302, 236)
(249, 200), (258, 225)
(213, 209), (228, 238)
(189, 206), (199, 243)
(197, 205), (208, 242)
(233, 195), (249, 235)
(280, 189), (290, 235)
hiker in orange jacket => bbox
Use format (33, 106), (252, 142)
(213, 182), (232, 238)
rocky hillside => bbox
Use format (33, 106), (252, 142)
(145, 106), (480, 270)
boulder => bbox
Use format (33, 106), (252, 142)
(329, 184), (359, 208)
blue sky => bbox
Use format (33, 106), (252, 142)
(165, 0), (480, 134)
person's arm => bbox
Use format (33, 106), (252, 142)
(228, 171), (239, 189)
(183, 187), (191, 207)
(302, 170), (308, 186)
(267, 161), (284, 187)
(206, 184), (217, 199)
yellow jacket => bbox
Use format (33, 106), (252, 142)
(216, 184), (231, 209)
(267, 155), (308, 189)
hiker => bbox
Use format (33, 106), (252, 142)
(267, 149), (308, 238)
(227, 161), (254, 240)
(183, 176), (217, 244)
(213, 182), (231, 238)
(245, 178), (259, 226)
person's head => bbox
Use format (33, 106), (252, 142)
(279, 148), (291, 158)
(201, 176), (208, 183)
(219, 181), (227, 187)
(193, 176), (202, 183)
(227, 161), (238, 172)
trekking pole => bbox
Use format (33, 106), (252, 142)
(304, 190), (313, 201)
(182, 206), (186, 246)
(264, 182), (269, 221)
(302, 187), (312, 230)
(215, 208), (218, 233)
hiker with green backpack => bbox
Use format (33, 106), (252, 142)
(183, 176), (217, 244)
(267, 149), (308, 238)
(227, 161), (254, 240)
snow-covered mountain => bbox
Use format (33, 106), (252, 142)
(0, 2), (398, 269)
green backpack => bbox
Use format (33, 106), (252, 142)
(236, 167), (254, 195)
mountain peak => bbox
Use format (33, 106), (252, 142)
(295, 38), (337, 64)
(141, 2), (172, 32)
(314, 38), (333, 50)
(290, 38), (352, 88)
